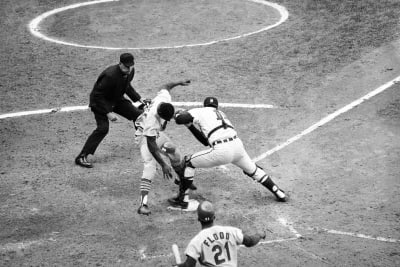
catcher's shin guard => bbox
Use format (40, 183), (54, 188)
(168, 179), (193, 209)
(244, 166), (286, 202)
(173, 157), (197, 190)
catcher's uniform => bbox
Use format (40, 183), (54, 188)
(184, 225), (244, 267)
(188, 107), (256, 174)
(171, 103), (286, 205)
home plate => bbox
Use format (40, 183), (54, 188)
(167, 199), (199, 212)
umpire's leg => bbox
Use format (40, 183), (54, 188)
(79, 108), (109, 156)
(113, 99), (143, 121)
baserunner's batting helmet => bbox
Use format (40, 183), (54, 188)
(197, 201), (215, 223)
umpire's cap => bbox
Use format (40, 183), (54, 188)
(197, 201), (215, 223)
(120, 53), (134, 67)
(203, 97), (218, 108)
(157, 102), (175, 121)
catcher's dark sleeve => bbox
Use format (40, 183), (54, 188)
(187, 125), (209, 146)
(242, 233), (265, 247)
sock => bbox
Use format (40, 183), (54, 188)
(140, 178), (152, 205)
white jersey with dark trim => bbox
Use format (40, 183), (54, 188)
(135, 89), (171, 137)
(188, 107), (237, 144)
(184, 225), (244, 267)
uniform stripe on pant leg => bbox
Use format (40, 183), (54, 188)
(140, 178), (152, 192)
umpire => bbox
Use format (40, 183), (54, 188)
(75, 53), (144, 168)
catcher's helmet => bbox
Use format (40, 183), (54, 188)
(203, 97), (218, 108)
(157, 102), (175, 121)
(161, 141), (176, 154)
(197, 201), (215, 223)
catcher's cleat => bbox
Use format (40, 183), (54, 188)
(273, 189), (287, 202)
(137, 204), (151, 215)
(168, 196), (189, 209)
(174, 179), (197, 190)
(75, 155), (93, 168)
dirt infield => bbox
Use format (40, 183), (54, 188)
(1, 0), (399, 266)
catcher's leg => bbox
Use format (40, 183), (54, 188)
(242, 164), (287, 202)
(168, 156), (195, 208)
(233, 146), (286, 202)
(161, 142), (197, 190)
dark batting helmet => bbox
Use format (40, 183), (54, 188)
(197, 201), (215, 223)
(203, 97), (218, 108)
(157, 102), (175, 121)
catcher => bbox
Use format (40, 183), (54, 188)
(173, 200), (266, 267)
(169, 96), (287, 209)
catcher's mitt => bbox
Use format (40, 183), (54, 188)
(174, 110), (193, 125)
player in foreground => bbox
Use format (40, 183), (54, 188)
(173, 200), (266, 267)
(169, 96), (287, 209)
(134, 79), (192, 215)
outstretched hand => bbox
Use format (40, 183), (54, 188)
(162, 163), (173, 180)
(180, 80), (191, 86)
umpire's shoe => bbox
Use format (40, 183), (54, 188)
(75, 154), (93, 168)
(168, 196), (189, 209)
(138, 204), (151, 215)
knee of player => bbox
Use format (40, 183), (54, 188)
(243, 165), (266, 182)
(183, 155), (196, 178)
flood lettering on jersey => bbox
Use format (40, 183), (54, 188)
(203, 232), (230, 247)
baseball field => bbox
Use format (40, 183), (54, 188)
(1, 0), (399, 266)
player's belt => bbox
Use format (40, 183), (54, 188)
(211, 135), (237, 146)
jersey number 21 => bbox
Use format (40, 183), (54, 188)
(212, 242), (231, 265)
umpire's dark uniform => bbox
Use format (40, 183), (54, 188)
(76, 53), (143, 168)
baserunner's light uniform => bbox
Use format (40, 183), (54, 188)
(184, 225), (244, 267)
(135, 89), (173, 181)
(134, 80), (191, 215)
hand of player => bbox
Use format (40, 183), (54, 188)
(107, 112), (118, 122)
(161, 163), (173, 180)
(180, 80), (191, 86)
(260, 231), (267, 239)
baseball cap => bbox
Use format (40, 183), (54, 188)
(120, 53), (134, 67)
(197, 201), (215, 223)
(203, 97), (218, 108)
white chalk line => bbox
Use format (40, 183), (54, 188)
(310, 227), (400, 243)
(28, 0), (288, 50)
(0, 102), (275, 119)
(277, 217), (302, 238)
(253, 75), (400, 162)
